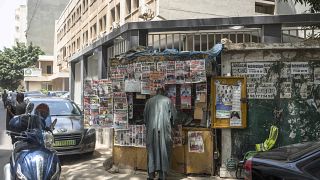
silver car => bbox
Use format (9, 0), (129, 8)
(26, 97), (96, 155)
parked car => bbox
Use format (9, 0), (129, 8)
(244, 141), (320, 180)
(60, 92), (70, 99)
(25, 97), (96, 155)
(48, 91), (68, 97)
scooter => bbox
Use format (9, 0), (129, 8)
(3, 103), (61, 180)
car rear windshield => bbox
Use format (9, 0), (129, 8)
(255, 141), (320, 161)
(32, 100), (81, 116)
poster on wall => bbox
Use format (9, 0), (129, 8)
(141, 81), (151, 94)
(196, 83), (207, 103)
(114, 125), (146, 147)
(175, 61), (186, 84)
(215, 82), (233, 118)
(124, 79), (141, 92)
(314, 67), (320, 84)
(97, 79), (112, 96)
(157, 61), (167, 72)
(230, 84), (242, 127)
(167, 85), (176, 105)
(166, 61), (176, 84)
(113, 110), (128, 129)
(190, 60), (206, 83)
(172, 125), (183, 147)
(188, 131), (204, 153)
(180, 84), (192, 109)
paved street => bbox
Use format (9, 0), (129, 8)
(0, 101), (229, 179)
(0, 101), (12, 179)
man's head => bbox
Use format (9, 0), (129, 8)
(16, 93), (24, 103)
(156, 87), (165, 95)
(34, 103), (50, 120)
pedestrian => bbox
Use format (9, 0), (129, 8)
(143, 87), (177, 180)
(11, 91), (17, 106)
(2, 90), (8, 106)
(14, 93), (27, 115)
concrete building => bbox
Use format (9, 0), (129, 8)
(24, 55), (69, 92)
(14, 4), (27, 45)
(21, 0), (69, 92)
(26, 0), (69, 55)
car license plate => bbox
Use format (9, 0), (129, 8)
(54, 140), (76, 147)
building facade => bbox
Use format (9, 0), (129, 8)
(27, 0), (69, 55)
(14, 4), (27, 45)
(20, 0), (69, 92)
(55, 0), (287, 71)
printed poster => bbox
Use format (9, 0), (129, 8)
(188, 131), (204, 153)
(180, 84), (192, 109)
(196, 83), (207, 103)
(166, 61), (176, 84)
(291, 62), (309, 75)
(124, 79), (141, 92)
(141, 81), (151, 94)
(230, 84), (242, 127)
(215, 82), (233, 118)
(175, 61), (186, 84)
(172, 125), (183, 147)
(114, 125), (146, 147)
(190, 60), (206, 83)
(113, 110), (128, 129)
(314, 67), (320, 84)
(97, 79), (112, 96)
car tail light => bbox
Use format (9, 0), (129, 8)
(244, 158), (252, 180)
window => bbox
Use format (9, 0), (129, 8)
(116, 4), (120, 22)
(111, 8), (115, 25)
(47, 65), (52, 74)
(126, 0), (131, 15)
(133, 0), (139, 10)
(255, 2), (274, 14)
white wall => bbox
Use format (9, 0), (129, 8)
(74, 62), (82, 106)
(159, 0), (255, 20)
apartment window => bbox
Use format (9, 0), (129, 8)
(77, 37), (80, 49)
(91, 23), (97, 39)
(15, 26), (19, 32)
(116, 4), (120, 22)
(47, 65), (52, 74)
(111, 8), (115, 23)
(126, 0), (131, 15)
(103, 15), (107, 28)
(15, 15), (20, 20)
(255, 2), (274, 14)
(133, 0), (139, 10)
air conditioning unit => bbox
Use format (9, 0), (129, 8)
(139, 4), (149, 18)
(138, 4), (154, 21)
(112, 22), (120, 29)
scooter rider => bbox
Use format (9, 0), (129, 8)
(9, 103), (52, 144)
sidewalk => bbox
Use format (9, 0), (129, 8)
(60, 144), (238, 180)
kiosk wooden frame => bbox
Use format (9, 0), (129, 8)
(211, 77), (247, 129)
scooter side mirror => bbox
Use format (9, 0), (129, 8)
(26, 102), (34, 114)
(49, 119), (57, 131)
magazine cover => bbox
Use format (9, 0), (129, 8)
(188, 131), (204, 153)
(190, 60), (206, 83)
(175, 61), (186, 84)
(180, 84), (192, 109)
(113, 110), (128, 129)
(196, 83), (207, 103)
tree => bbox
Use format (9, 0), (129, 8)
(282, 0), (320, 13)
(0, 43), (44, 90)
